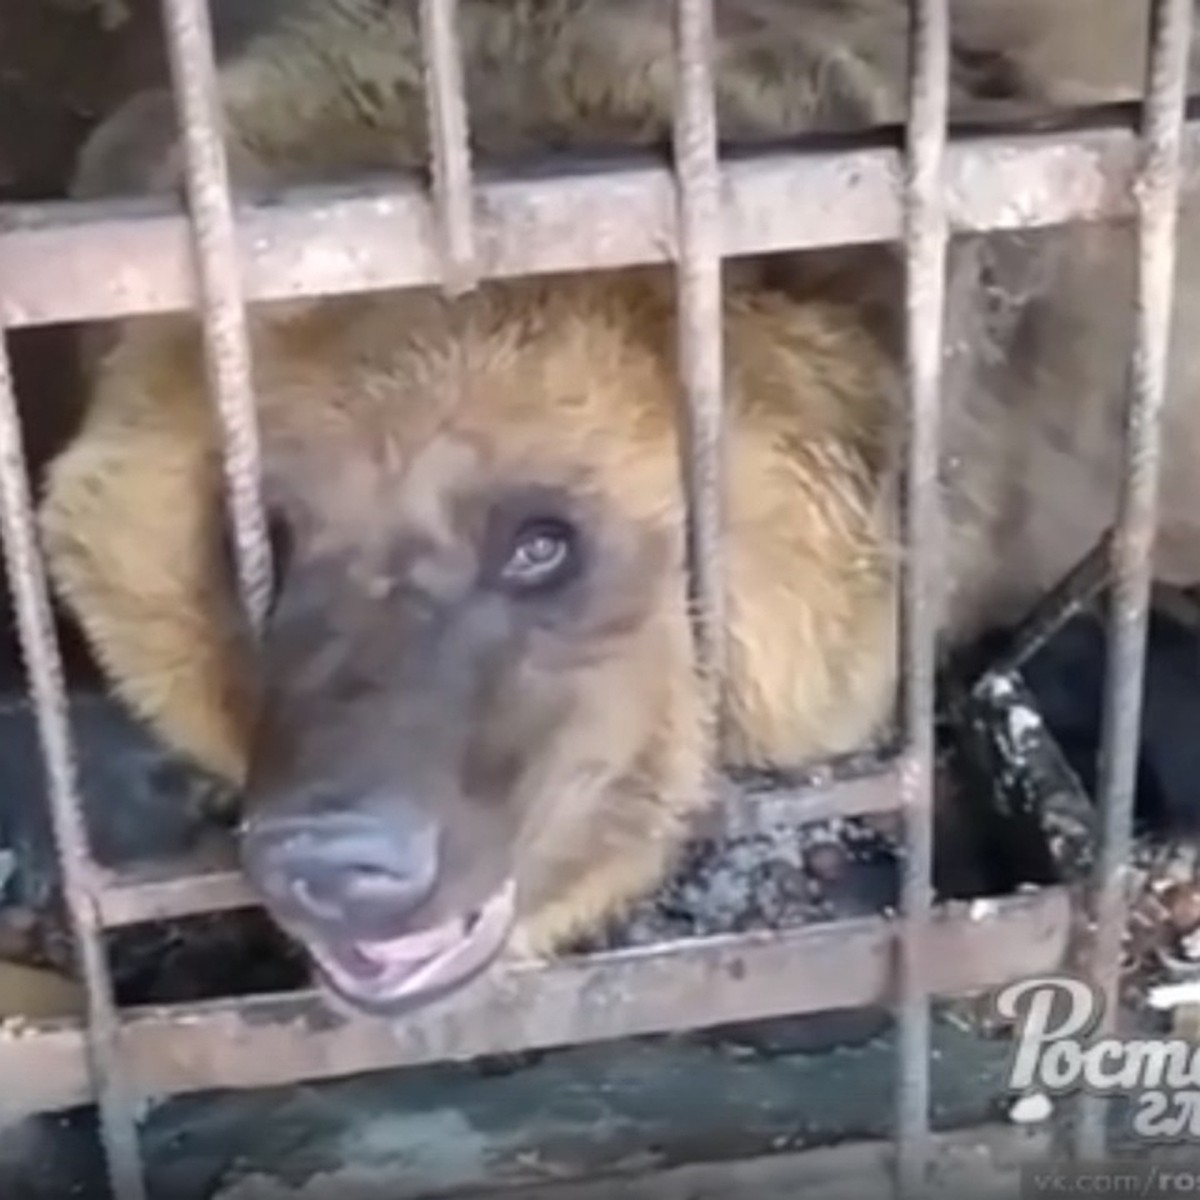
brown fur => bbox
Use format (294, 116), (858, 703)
(36, 0), (1200, 961)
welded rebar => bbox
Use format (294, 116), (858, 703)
(672, 0), (728, 723)
(895, 0), (951, 1193)
(417, 0), (478, 294)
(1075, 0), (1194, 1160)
(7, 119), (1200, 330)
(159, 0), (273, 631)
(0, 331), (146, 1200)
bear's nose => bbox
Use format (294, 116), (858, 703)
(240, 809), (440, 937)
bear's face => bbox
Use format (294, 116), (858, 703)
(234, 276), (701, 1015)
(44, 263), (893, 1019)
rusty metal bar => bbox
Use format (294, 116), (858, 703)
(158, 0), (273, 630)
(418, 0), (478, 293)
(212, 1123), (1059, 1200)
(672, 0), (727, 718)
(0, 885), (1071, 1122)
(96, 848), (256, 927)
(93, 758), (904, 927)
(1076, 0), (1195, 1160)
(0, 113), (1169, 329)
(0, 332), (145, 1198)
(895, 0), (950, 1193)
(0, 12), (1176, 1191)
(0, 1016), (92, 1125)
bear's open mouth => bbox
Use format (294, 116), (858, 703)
(302, 880), (517, 1016)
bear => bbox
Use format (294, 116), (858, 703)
(34, 0), (1200, 1018)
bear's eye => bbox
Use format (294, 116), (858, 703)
(498, 518), (578, 593)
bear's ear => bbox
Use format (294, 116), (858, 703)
(38, 317), (259, 785)
(70, 88), (184, 202)
(70, 82), (284, 202)
(69, 83), (332, 361)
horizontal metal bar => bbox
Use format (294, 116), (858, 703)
(0, 885), (1070, 1122)
(718, 756), (903, 833)
(95, 761), (902, 927)
(214, 1122), (1058, 1200)
(0, 1017), (93, 1124)
(0, 113), (1175, 329)
(95, 851), (255, 927)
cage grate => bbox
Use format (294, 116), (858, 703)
(0, 1), (1192, 1196)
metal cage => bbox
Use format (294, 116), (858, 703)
(0, 0), (1194, 1196)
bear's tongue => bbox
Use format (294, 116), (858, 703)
(306, 881), (516, 1012)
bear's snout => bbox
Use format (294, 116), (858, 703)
(240, 808), (441, 941)
(239, 804), (517, 1016)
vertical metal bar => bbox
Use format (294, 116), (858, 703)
(418, 0), (478, 295)
(159, 0), (273, 631)
(895, 0), (949, 1194)
(0, 331), (145, 1200)
(672, 0), (727, 721)
(1076, 0), (1194, 1160)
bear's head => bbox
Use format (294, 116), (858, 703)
(40, 266), (898, 1017)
